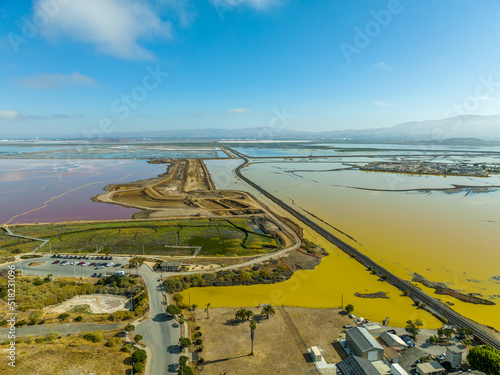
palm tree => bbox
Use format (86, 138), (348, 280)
(204, 302), (212, 319)
(249, 319), (257, 355)
(235, 308), (246, 321)
(261, 304), (275, 319)
(243, 309), (254, 321)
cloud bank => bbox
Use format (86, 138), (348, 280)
(35, 0), (172, 60)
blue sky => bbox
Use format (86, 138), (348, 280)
(1, 0), (500, 137)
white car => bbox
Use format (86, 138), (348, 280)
(61, 261), (69, 265)
(106, 263), (114, 267)
(97, 265), (105, 269)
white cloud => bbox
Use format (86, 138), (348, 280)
(478, 96), (500, 102)
(17, 72), (98, 89)
(374, 101), (393, 106)
(228, 108), (252, 114)
(35, 0), (172, 60)
(211, 0), (284, 11)
(0, 110), (23, 120)
(0, 110), (86, 120)
(373, 62), (391, 70)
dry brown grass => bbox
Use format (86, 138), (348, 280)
(0, 330), (133, 375)
(192, 306), (352, 375)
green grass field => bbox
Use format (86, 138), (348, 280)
(0, 218), (279, 258)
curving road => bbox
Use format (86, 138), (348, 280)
(0, 258), (181, 375)
(135, 264), (181, 375)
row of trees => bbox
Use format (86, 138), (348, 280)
(235, 305), (276, 322)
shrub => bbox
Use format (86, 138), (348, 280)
(121, 344), (133, 353)
(134, 334), (143, 343)
(132, 349), (147, 363)
(198, 357), (205, 364)
(133, 362), (144, 373)
(173, 294), (183, 304)
(75, 316), (83, 322)
(83, 332), (102, 343)
(58, 313), (70, 321)
(194, 338), (203, 346)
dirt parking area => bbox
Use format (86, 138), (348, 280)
(45, 294), (130, 314)
(195, 306), (352, 375)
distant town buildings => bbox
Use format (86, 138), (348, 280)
(361, 161), (500, 177)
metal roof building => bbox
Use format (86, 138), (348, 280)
(337, 356), (380, 375)
(346, 326), (384, 362)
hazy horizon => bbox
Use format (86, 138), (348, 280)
(2, 1), (500, 137)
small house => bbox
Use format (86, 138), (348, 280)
(158, 261), (182, 272)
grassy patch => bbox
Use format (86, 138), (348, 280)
(1, 218), (279, 257)
(0, 329), (133, 375)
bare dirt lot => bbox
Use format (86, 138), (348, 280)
(195, 306), (352, 375)
(45, 294), (130, 314)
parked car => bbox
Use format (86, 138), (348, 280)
(114, 263), (121, 267)
(52, 260), (60, 264)
(61, 261), (69, 265)
(90, 262), (96, 266)
(401, 335), (414, 347)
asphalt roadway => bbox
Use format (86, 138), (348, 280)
(0, 256), (180, 375)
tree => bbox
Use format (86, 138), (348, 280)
(402, 289), (410, 296)
(132, 349), (147, 363)
(125, 324), (135, 333)
(429, 335), (438, 345)
(179, 355), (189, 367)
(243, 309), (254, 321)
(437, 327), (445, 339)
(134, 334), (143, 343)
(345, 304), (354, 314)
(129, 257), (145, 274)
(467, 345), (500, 375)
(249, 319), (257, 355)
(405, 319), (423, 341)
(167, 304), (182, 316)
(261, 304), (276, 319)
(179, 337), (192, 349)
(178, 366), (193, 375)
(204, 302), (212, 319)
(236, 308), (246, 321)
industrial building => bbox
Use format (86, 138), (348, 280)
(346, 326), (384, 361)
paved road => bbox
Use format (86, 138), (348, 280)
(0, 323), (122, 338)
(0, 257), (180, 375)
(135, 264), (181, 375)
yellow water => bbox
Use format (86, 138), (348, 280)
(184, 159), (500, 330)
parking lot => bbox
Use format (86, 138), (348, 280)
(0, 255), (131, 278)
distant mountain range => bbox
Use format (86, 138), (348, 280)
(113, 115), (500, 142)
